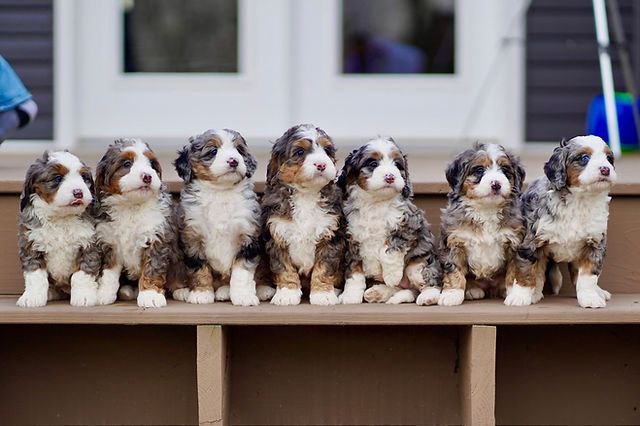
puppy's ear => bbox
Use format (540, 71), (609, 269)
(266, 140), (286, 187)
(445, 156), (463, 190)
(174, 144), (192, 182)
(505, 150), (526, 194)
(544, 143), (567, 191)
(337, 149), (359, 192)
(239, 139), (257, 179)
(401, 154), (413, 198)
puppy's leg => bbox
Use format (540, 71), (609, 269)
(438, 244), (467, 306)
(309, 234), (343, 306)
(386, 288), (417, 304)
(187, 264), (216, 304)
(17, 269), (50, 308)
(137, 243), (168, 308)
(505, 253), (546, 307)
(340, 261), (366, 305)
(70, 242), (101, 307)
(97, 245), (122, 305)
(229, 258), (260, 306)
(405, 259), (441, 306)
(268, 241), (302, 306)
(546, 260), (563, 295)
(364, 284), (397, 303)
(380, 248), (405, 288)
(575, 240), (609, 308)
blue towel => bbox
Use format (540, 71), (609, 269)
(0, 55), (32, 112)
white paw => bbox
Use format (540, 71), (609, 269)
(437, 289), (465, 306)
(465, 287), (485, 300)
(137, 290), (167, 308)
(595, 286), (611, 301)
(16, 290), (48, 308)
(230, 291), (260, 307)
(339, 289), (365, 304)
(118, 284), (138, 301)
(270, 287), (302, 306)
(96, 288), (118, 306)
(504, 283), (534, 306)
(309, 290), (339, 306)
(386, 289), (416, 305)
(256, 285), (276, 301)
(416, 287), (441, 306)
(187, 289), (216, 304)
(215, 285), (230, 301)
(577, 290), (607, 308)
(172, 287), (190, 302)
(364, 285), (395, 303)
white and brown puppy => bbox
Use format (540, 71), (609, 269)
(508, 135), (616, 308)
(337, 137), (442, 305)
(94, 138), (181, 308)
(174, 128), (275, 306)
(439, 143), (526, 306)
(262, 124), (345, 306)
(16, 151), (100, 307)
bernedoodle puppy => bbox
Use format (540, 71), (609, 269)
(174, 128), (275, 306)
(508, 135), (616, 308)
(94, 138), (182, 308)
(439, 143), (526, 306)
(337, 136), (442, 305)
(16, 151), (101, 307)
(262, 124), (345, 306)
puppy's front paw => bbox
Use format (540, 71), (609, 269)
(504, 283), (534, 307)
(437, 289), (465, 306)
(171, 288), (190, 302)
(96, 288), (118, 306)
(70, 279), (98, 307)
(577, 290), (607, 308)
(137, 290), (167, 308)
(465, 287), (485, 300)
(16, 290), (48, 308)
(339, 288), (365, 304)
(215, 285), (230, 302)
(256, 285), (276, 301)
(386, 289), (415, 304)
(595, 286), (611, 301)
(270, 287), (302, 306)
(187, 289), (216, 304)
(363, 285), (394, 303)
(309, 290), (339, 306)
(416, 287), (441, 306)
(230, 290), (260, 307)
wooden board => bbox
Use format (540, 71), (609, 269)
(0, 294), (639, 325)
(197, 326), (228, 426)
(460, 325), (497, 426)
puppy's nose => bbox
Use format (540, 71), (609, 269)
(72, 189), (83, 199)
(227, 158), (239, 169)
(141, 173), (152, 185)
(384, 173), (395, 184)
(490, 180), (501, 192)
(314, 162), (326, 172)
(600, 166), (610, 176)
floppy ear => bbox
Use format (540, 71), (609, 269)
(336, 149), (359, 192)
(240, 142), (258, 179)
(174, 144), (192, 182)
(505, 150), (526, 194)
(20, 152), (49, 212)
(266, 141), (286, 187)
(544, 144), (567, 191)
(445, 156), (463, 190)
(401, 154), (413, 198)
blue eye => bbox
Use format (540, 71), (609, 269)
(578, 154), (590, 166)
(52, 175), (62, 185)
(294, 148), (305, 157)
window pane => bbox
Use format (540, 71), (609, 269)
(342, 0), (455, 74)
(123, 0), (238, 73)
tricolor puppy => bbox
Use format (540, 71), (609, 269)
(262, 124), (345, 306)
(337, 137), (442, 305)
(16, 151), (100, 307)
(174, 128), (275, 306)
(508, 135), (616, 308)
(439, 143), (525, 306)
(94, 138), (182, 308)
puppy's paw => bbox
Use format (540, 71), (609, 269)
(137, 290), (167, 308)
(256, 285), (276, 301)
(271, 287), (302, 306)
(364, 285), (395, 303)
(187, 289), (216, 304)
(339, 288), (365, 304)
(215, 285), (230, 302)
(577, 290), (607, 308)
(171, 288), (190, 302)
(386, 289), (415, 304)
(465, 287), (485, 300)
(595, 286), (611, 301)
(70, 274), (98, 307)
(96, 288), (118, 306)
(382, 261), (404, 288)
(16, 290), (48, 308)
(231, 291), (260, 307)
(504, 283), (534, 307)
(310, 290), (339, 306)
(416, 287), (440, 306)
(437, 289), (465, 306)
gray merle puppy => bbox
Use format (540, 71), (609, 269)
(337, 136), (442, 305)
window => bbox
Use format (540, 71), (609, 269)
(342, 0), (455, 74)
(122, 0), (238, 73)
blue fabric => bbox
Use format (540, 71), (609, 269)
(0, 55), (32, 112)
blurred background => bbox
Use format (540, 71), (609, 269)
(0, 0), (638, 153)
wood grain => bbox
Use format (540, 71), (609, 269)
(460, 325), (497, 426)
(197, 326), (228, 426)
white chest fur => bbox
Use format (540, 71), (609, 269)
(269, 190), (337, 275)
(183, 181), (259, 275)
(97, 197), (167, 279)
(27, 214), (94, 283)
(538, 191), (610, 262)
(346, 194), (403, 280)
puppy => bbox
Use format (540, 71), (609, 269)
(439, 143), (525, 306)
(174, 128), (275, 306)
(94, 138), (181, 308)
(508, 135), (616, 308)
(262, 124), (344, 306)
(337, 137), (442, 305)
(16, 151), (100, 307)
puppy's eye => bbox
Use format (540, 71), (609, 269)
(82, 174), (91, 183)
(202, 148), (218, 160)
(577, 154), (590, 166)
(52, 175), (63, 185)
(366, 160), (379, 169)
(294, 148), (305, 157)
(122, 160), (133, 169)
(606, 154), (614, 165)
(471, 166), (485, 176)
(395, 161), (405, 171)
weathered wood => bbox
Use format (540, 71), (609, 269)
(197, 325), (228, 426)
(460, 325), (497, 426)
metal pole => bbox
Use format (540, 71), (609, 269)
(593, 0), (622, 158)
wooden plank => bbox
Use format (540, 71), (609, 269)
(197, 325), (228, 426)
(0, 295), (640, 325)
(460, 325), (496, 426)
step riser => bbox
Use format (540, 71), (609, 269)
(0, 194), (636, 295)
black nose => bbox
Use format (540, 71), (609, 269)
(72, 189), (83, 199)
(228, 158), (239, 168)
(384, 174), (395, 184)
(491, 181), (501, 192)
(141, 173), (152, 184)
(600, 166), (610, 176)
